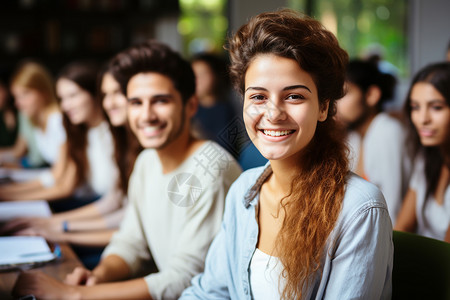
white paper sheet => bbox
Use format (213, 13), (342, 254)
(0, 167), (50, 182)
(0, 200), (51, 221)
(0, 236), (56, 267)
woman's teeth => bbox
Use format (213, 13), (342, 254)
(263, 130), (294, 137)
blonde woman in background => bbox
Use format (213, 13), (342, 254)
(0, 61), (118, 211)
(0, 61), (66, 169)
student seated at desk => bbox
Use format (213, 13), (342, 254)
(0, 61), (118, 211)
(1, 65), (141, 250)
(395, 62), (450, 242)
(0, 61), (66, 169)
(12, 40), (242, 300)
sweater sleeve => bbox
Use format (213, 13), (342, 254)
(101, 198), (152, 272)
(101, 165), (152, 273)
(180, 221), (231, 300)
(144, 183), (227, 300)
(180, 173), (249, 300)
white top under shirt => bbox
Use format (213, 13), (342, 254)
(74, 121), (118, 198)
(86, 121), (117, 195)
(34, 111), (66, 165)
(250, 248), (285, 300)
(411, 155), (450, 241)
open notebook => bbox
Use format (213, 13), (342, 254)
(0, 200), (51, 222)
(0, 167), (50, 183)
(0, 236), (60, 271)
(0, 200), (56, 270)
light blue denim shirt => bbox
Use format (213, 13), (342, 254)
(181, 165), (393, 299)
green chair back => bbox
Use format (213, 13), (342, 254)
(392, 230), (450, 300)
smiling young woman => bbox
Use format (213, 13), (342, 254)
(243, 54), (328, 163)
(395, 62), (450, 242)
(181, 9), (393, 300)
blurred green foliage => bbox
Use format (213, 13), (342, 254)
(289, 0), (408, 77)
(179, 0), (408, 77)
(178, 0), (228, 58)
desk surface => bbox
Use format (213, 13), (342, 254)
(0, 243), (83, 300)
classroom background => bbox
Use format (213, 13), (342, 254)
(0, 0), (449, 109)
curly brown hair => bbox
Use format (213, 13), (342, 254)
(229, 9), (350, 299)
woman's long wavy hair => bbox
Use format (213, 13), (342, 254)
(403, 62), (450, 198)
(109, 119), (141, 194)
(97, 66), (142, 194)
(228, 9), (349, 299)
(57, 61), (101, 187)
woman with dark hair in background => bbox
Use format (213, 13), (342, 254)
(182, 9), (392, 300)
(395, 62), (450, 242)
(335, 59), (411, 224)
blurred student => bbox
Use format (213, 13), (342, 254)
(0, 61), (65, 168)
(395, 62), (450, 242)
(13, 40), (242, 300)
(0, 61), (118, 210)
(191, 53), (241, 156)
(191, 53), (267, 170)
(191, 53), (267, 169)
(335, 59), (410, 224)
(181, 10), (392, 300)
(2, 66), (141, 247)
(0, 66), (18, 147)
(1, 66), (141, 269)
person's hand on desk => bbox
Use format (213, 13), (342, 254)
(13, 271), (81, 300)
(65, 266), (99, 286)
(1, 217), (65, 243)
(1, 217), (56, 235)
